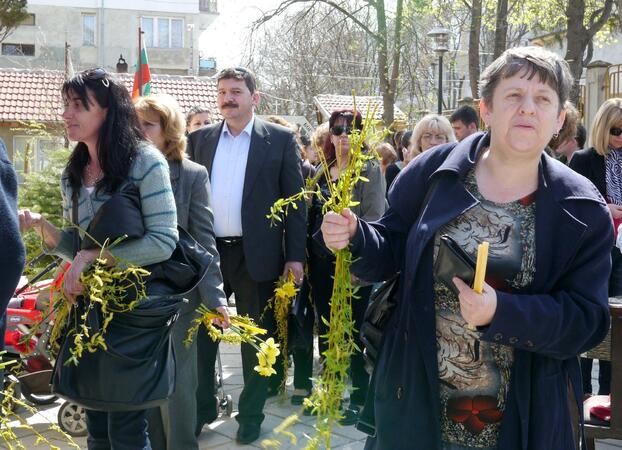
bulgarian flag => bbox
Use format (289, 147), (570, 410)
(132, 45), (151, 99)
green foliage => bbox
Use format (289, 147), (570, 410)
(0, 0), (28, 44)
(264, 94), (388, 449)
(18, 147), (70, 277)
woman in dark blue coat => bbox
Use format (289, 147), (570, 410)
(321, 47), (612, 450)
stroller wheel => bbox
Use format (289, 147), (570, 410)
(22, 390), (58, 406)
(58, 401), (87, 437)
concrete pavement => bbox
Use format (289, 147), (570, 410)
(3, 344), (621, 449)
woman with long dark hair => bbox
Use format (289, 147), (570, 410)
(20, 68), (178, 449)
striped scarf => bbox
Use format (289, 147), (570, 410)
(605, 146), (622, 205)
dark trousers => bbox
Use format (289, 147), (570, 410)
(581, 247), (621, 395)
(217, 239), (278, 427)
(85, 409), (150, 450)
(196, 323), (220, 424)
(291, 279), (314, 392)
(297, 251), (371, 406)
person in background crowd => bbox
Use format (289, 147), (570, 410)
(1, 137), (26, 382)
(410, 114), (456, 159)
(321, 46), (612, 450)
(134, 94), (230, 450)
(549, 104), (584, 164)
(187, 67), (306, 445)
(376, 142), (398, 175)
(385, 131), (410, 193)
(569, 97), (622, 399)
(300, 133), (318, 165)
(310, 122), (330, 165)
(306, 109), (386, 426)
(449, 105), (480, 141)
(186, 105), (214, 134)
(392, 130), (405, 161)
(19, 68), (179, 450)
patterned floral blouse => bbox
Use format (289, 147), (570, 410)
(434, 169), (537, 448)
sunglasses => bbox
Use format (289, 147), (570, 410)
(330, 125), (353, 136)
(82, 67), (110, 87)
(611, 127), (622, 137)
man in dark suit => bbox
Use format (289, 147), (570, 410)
(187, 67), (306, 445)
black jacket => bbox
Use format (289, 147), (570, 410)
(350, 133), (612, 450)
(568, 147), (606, 197)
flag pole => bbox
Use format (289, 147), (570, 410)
(138, 27), (143, 97)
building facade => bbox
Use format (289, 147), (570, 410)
(0, 0), (218, 75)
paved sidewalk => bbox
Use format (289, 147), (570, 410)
(2, 341), (367, 449)
(3, 345), (622, 449)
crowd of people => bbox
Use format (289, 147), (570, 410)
(0, 44), (620, 450)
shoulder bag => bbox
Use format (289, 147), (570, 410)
(52, 184), (212, 411)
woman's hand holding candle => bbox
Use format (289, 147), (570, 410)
(452, 241), (496, 327)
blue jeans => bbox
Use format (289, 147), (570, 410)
(85, 409), (151, 450)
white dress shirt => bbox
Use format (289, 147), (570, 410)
(210, 116), (254, 237)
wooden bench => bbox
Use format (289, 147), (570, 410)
(582, 297), (622, 449)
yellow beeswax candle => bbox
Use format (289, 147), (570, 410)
(473, 241), (490, 294)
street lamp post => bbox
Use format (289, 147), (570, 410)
(427, 27), (451, 115)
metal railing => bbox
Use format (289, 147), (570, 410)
(605, 64), (622, 99)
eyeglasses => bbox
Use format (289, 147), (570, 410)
(82, 67), (109, 87)
(611, 127), (622, 137)
(330, 125), (353, 136)
(421, 133), (448, 142)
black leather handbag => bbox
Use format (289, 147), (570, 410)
(359, 273), (400, 374)
(51, 183), (213, 411)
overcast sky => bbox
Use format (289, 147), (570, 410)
(198, 0), (283, 69)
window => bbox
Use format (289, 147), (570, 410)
(12, 136), (62, 177)
(1, 43), (35, 56)
(20, 14), (35, 26)
(141, 17), (183, 49)
(199, 0), (217, 13)
(83, 14), (96, 46)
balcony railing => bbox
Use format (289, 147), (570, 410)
(199, 0), (217, 13)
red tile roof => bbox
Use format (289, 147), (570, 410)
(0, 68), (220, 123)
(313, 94), (407, 122)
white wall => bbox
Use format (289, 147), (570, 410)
(28, 0), (200, 14)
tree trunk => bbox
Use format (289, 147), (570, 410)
(387, 0), (404, 128)
(564, 0), (615, 105)
(469, 0), (482, 99)
(376, 1), (394, 127)
(493, 0), (509, 59)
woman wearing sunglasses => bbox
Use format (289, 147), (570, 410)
(19, 68), (179, 449)
(300, 109), (386, 424)
(569, 97), (622, 399)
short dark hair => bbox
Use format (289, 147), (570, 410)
(216, 67), (257, 93)
(479, 46), (572, 111)
(62, 68), (143, 194)
(450, 106), (479, 127)
(576, 123), (587, 149)
(400, 131), (413, 150)
(186, 104), (213, 126)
